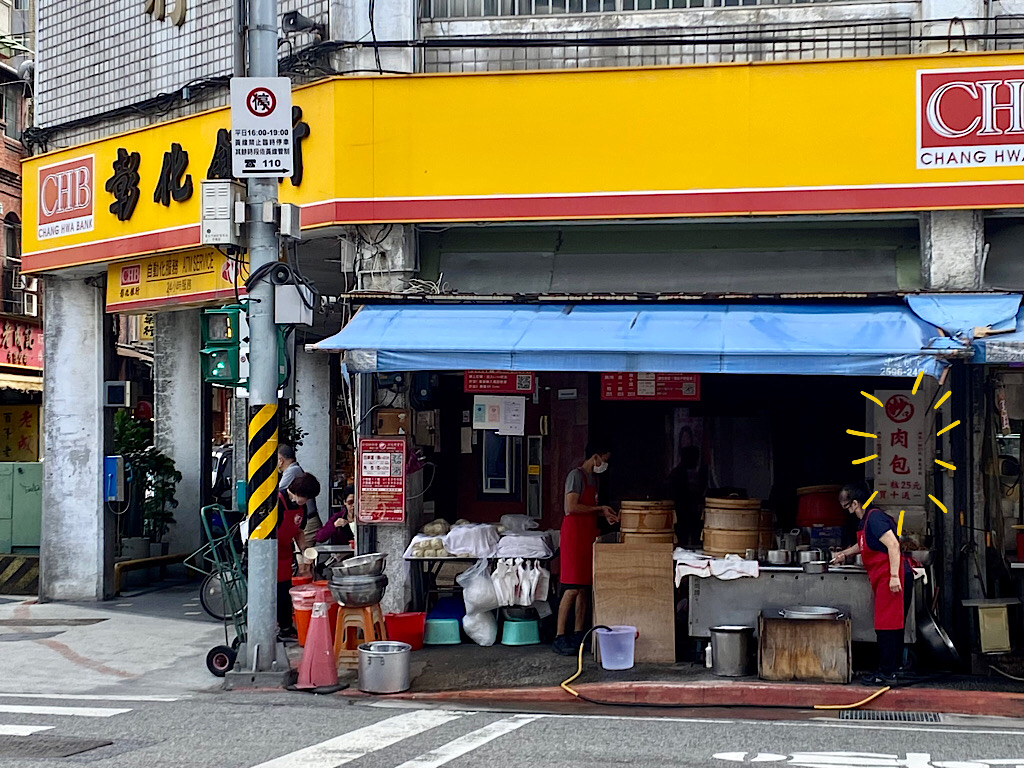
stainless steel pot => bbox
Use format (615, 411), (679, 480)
(802, 561), (828, 574)
(779, 605), (844, 620)
(358, 641), (412, 694)
(331, 552), (387, 578)
(766, 550), (792, 565)
(796, 549), (824, 564)
(328, 574), (389, 607)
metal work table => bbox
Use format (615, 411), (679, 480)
(405, 555), (555, 612)
(687, 565), (917, 643)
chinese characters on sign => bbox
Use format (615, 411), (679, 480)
(873, 390), (926, 505)
(0, 320), (42, 371)
(143, 0), (186, 26)
(230, 77), (294, 178)
(105, 249), (248, 312)
(601, 373), (701, 401)
(206, 129), (233, 181)
(0, 405), (40, 461)
(464, 370), (535, 394)
(105, 148), (141, 222)
(153, 143), (193, 206)
(357, 437), (406, 524)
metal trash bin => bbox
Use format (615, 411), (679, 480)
(358, 641), (412, 693)
(710, 625), (754, 677)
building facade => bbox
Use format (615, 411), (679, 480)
(21, 0), (1024, 665)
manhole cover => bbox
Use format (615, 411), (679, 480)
(839, 710), (941, 723)
(0, 735), (112, 758)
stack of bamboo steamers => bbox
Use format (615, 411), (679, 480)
(702, 497), (773, 557)
(618, 500), (676, 545)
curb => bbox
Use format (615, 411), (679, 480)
(344, 681), (1024, 718)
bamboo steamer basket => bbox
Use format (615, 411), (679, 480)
(620, 500), (674, 533)
(702, 528), (759, 557)
(703, 497), (760, 510)
(621, 531), (676, 545)
(702, 507), (759, 531)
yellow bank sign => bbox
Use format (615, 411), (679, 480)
(106, 248), (247, 313)
(23, 50), (1024, 275)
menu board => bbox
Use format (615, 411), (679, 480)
(357, 437), (406, 523)
(464, 370), (535, 394)
(601, 373), (701, 401)
(873, 390), (926, 505)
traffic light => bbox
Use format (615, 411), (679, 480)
(201, 306), (243, 383)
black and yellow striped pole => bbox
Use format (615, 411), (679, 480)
(247, 404), (279, 540)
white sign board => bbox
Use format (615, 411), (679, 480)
(873, 389), (927, 506)
(230, 77), (293, 178)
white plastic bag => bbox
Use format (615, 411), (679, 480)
(463, 611), (497, 646)
(444, 524), (499, 558)
(456, 558), (499, 613)
(500, 514), (539, 532)
(534, 564), (551, 602)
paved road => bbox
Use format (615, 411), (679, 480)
(1, 692), (1024, 768)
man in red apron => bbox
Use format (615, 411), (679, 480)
(831, 482), (913, 685)
(553, 442), (619, 656)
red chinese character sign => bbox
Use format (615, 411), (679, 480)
(0, 405), (39, 461)
(464, 371), (535, 394)
(0, 320), (43, 371)
(357, 437), (406, 524)
(601, 373), (700, 401)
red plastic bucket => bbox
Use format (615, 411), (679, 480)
(291, 575), (313, 587)
(385, 612), (426, 650)
(795, 485), (845, 528)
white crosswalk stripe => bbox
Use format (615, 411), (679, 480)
(0, 724), (54, 736)
(0, 704), (131, 717)
(0, 692), (179, 742)
(251, 710), (465, 768)
(391, 715), (543, 768)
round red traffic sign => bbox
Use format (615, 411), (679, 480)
(246, 87), (277, 117)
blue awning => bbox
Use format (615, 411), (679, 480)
(314, 303), (960, 378)
(972, 304), (1024, 364)
(905, 293), (1021, 342)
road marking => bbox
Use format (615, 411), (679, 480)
(184, 611), (203, 616)
(392, 715), (541, 768)
(0, 724), (54, 736)
(250, 709), (463, 768)
(0, 693), (182, 702)
(0, 704), (131, 718)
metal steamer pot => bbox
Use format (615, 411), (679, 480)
(779, 605), (844, 620)
(766, 550), (792, 565)
(796, 549), (824, 564)
(802, 561), (828, 574)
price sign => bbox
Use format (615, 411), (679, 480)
(357, 437), (406, 524)
(229, 77), (293, 178)
(601, 373), (701, 401)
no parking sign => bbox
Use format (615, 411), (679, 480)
(229, 77), (294, 178)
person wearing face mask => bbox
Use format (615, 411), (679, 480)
(553, 441), (619, 656)
(276, 472), (319, 641)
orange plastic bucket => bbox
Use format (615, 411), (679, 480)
(289, 585), (318, 646)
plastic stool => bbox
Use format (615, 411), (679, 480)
(333, 604), (387, 670)
(423, 618), (462, 645)
(501, 618), (540, 646)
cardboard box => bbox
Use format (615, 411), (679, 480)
(376, 409), (412, 436)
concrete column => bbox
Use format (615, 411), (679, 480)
(920, 0), (986, 53)
(330, 0), (415, 74)
(40, 276), (107, 601)
(920, 210), (986, 291)
(295, 350), (331, 524)
(354, 224), (418, 293)
(154, 309), (203, 555)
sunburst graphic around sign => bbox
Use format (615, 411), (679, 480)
(846, 371), (959, 536)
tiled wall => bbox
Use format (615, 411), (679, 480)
(35, 0), (328, 136)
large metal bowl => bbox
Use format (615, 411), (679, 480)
(329, 574), (389, 607)
(331, 552), (387, 578)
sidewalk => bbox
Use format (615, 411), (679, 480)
(0, 582), (225, 696)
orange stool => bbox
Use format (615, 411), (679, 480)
(333, 604), (387, 669)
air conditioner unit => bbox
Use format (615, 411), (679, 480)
(22, 277), (37, 293)
(22, 292), (37, 317)
(12, 272), (25, 291)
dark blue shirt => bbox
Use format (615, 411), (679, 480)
(858, 507), (898, 553)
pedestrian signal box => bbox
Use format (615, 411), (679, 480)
(201, 306), (244, 384)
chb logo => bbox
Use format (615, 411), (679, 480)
(918, 66), (1024, 168)
(37, 156), (94, 240)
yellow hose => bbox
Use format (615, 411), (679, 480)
(561, 630), (892, 711)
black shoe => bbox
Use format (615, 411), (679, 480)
(860, 672), (898, 687)
(570, 630), (590, 651)
(552, 635), (575, 656)
(277, 627), (298, 643)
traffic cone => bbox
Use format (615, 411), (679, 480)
(296, 591), (338, 689)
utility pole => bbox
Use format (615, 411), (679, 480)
(243, 0), (282, 675)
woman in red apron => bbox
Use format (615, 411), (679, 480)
(553, 442), (619, 656)
(831, 482), (913, 685)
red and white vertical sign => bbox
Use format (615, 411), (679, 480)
(357, 437), (406, 524)
(873, 390), (926, 505)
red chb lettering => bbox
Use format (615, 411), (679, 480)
(38, 157), (94, 225)
(920, 68), (1024, 149)
(121, 265), (141, 285)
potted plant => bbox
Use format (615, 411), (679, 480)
(113, 411), (182, 557)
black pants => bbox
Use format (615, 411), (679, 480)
(875, 571), (914, 676)
(277, 580), (293, 632)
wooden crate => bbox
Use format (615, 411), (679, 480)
(593, 542), (675, 664)
(758, 615), (852, 684)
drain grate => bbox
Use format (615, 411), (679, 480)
(0, 736), (112, 758)
(839, 710), (941, 723)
